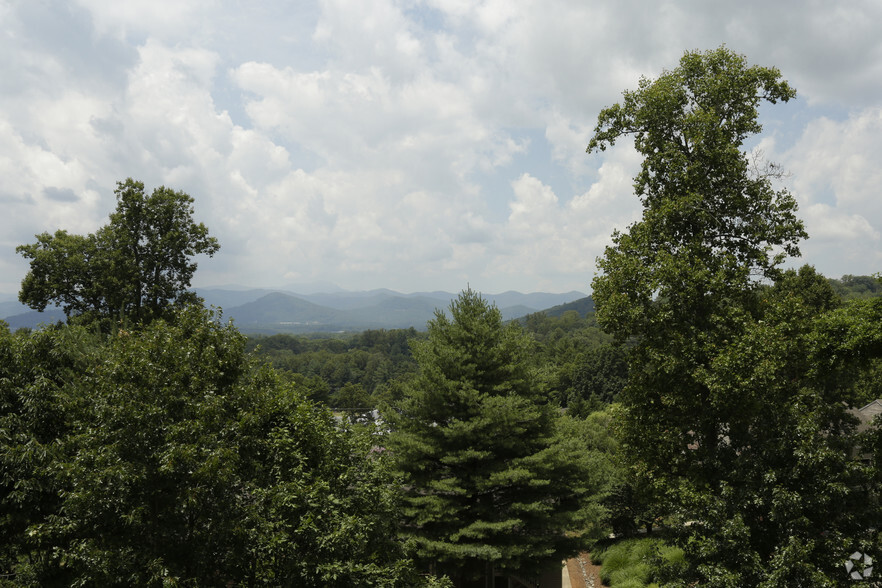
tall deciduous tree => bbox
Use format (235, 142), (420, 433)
(386, 290), (593, 586)
(17, 178), (219, 326)
(587, 47), (872, 584)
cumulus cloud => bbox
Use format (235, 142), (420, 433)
(72, 0), (216, 42)
(2, 0), (882, 294)
(778, 107), (882, 275)
(491, 145), (642, 290)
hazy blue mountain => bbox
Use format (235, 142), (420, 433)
(3, 308), (66, 330)
(0, 300), (30, 318)
(222, 292), (439, 333)
(488, 291), (588, 310)
(358, 295), (442, 325)
(193, 287), (586, 312)
(498, 305), (537, 321)
(218, 289), (588, 333)
(197, 288), (289, 311)
(277, 281), (346, 294)
(297, 290), (411, 311)
(0, 287), (588, 334)
(1, 298), (65, 330)
(225, 292), (349, 332)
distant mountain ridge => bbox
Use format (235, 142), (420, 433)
(0, 287), (588, 333)
(209, 288), (588, 334)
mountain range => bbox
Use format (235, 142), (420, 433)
(1, 288), (590, 334)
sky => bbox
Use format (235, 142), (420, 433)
(2, 0), (881, 296)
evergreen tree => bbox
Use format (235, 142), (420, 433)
(386, 290), (592, 586)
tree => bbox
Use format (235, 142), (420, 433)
(829, 274), (882, 300)
(665, 267), (870, 585)
(587, 47), (870, 584)
(17, 178), (219, 326)
(385, 290), (593, 586)
(330, 381), (373, 409)
(1, 307), (437, 587)
(587, 47), (803, 344)
(565, 344), (629, 417)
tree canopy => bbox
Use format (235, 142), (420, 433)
(588, 46), (804, 345)
(17, 178), (219, 327)
(0, 307), (434, 587)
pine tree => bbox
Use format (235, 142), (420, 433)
(385, 290), (591, 586)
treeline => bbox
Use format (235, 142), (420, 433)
(245, 328), (421, 408)
(0, 307), (440, 586)
(247, 274), (879, 418)
(830, 273), (882, 299)
(247, 309), (630, 417)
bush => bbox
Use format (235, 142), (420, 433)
(598, 542), (634, 583)
(612, 581), (645, 588)
(594, 537), (686, 587)
(652, 542), (687, 585)
(608, 562), (651, 585)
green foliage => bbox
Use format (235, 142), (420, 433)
(0, 321), (100, 585)
(587, 46), (877, 585)
(248, 328), (420, 408)
(330, 381), (373, 408)
(594, 537), (684, 587)
(386, 290), (595, 584)
(828, 274), (882, 300)
(589, 46), (804, 347)
(17, 178), (219, 328)
(564, 344), (629, 416)
(556, 411), (622, 544)
(662, 272), (882, 585)
(0, 307), (427, 587)
(521, 310), (625, 414)
(251, 310), (626, 418)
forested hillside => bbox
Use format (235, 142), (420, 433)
(247, 306), (629, 416)
(247, 273), (880, 417)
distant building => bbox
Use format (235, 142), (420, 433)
(853, 400), (882, 431)
(850, 400), (882, 465)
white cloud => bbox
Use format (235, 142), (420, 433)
(801, 204), (878, 242)
(3, 0), (882, 295)
(544, 110), (596, 177)
(492, 145), (641, 289)
(72, 0), (216, 42)
(785, 108), (882, 211)
(775, 107), (882, 275)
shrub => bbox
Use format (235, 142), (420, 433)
(598, 542), (634, 584)
(609, 561), (651, 585)
(595, 537), (686, 587)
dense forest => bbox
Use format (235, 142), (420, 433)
(246, 307), (628, 417)
(247, 269), (879, 416)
